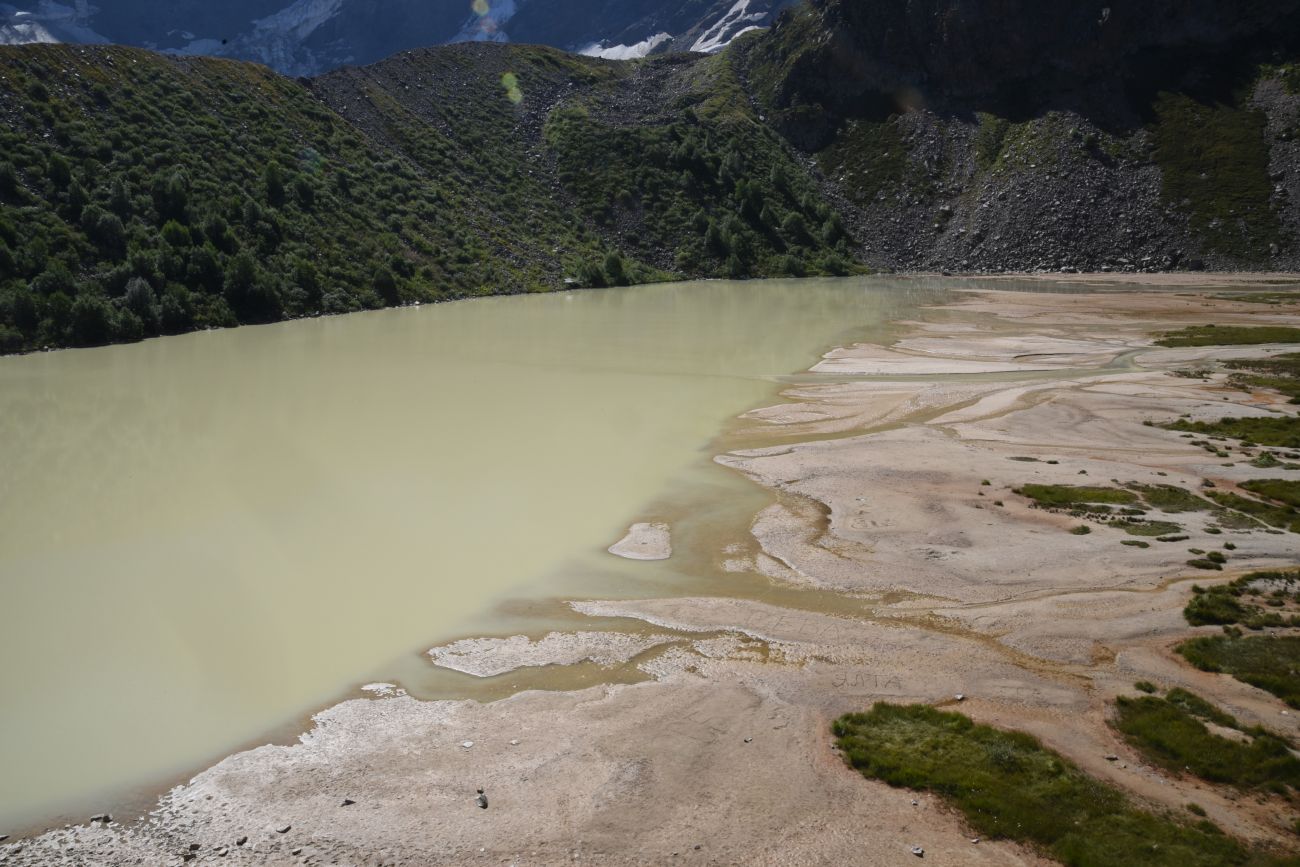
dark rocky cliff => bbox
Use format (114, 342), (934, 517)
(735, 0), (1300, 273)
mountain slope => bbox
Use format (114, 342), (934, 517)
(731, 0), (1300, 273)
(0, 41), (853, 351)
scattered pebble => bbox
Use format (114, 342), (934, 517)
(236, 836), (247, 846)
(910, 845), (925, 857)
(1105, 754), (1119, 761)
(462, 741), (474, 749)
(971, 838), (980, 844)
(476, 788), (489, 810)
(743, 737), (752, 743)
(276, 825), (291, 834)
(341, 798), (355, 807)
(509, 739), (521, 746)
(954, 694), (965, 701)
(89, 814), (111, 824)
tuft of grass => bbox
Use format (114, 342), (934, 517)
(1070, 525), (1093, 535)
(1179, 634), (1300, 709)
(833, 703), (1287, 866)
(1135, 680), (1159, 693)
(1113, 688), (1300, 790)
(1122, 539), (1152, 548)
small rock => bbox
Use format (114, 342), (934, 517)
(189, 843), (201, 851)
(476, 788), (489, 810)
(954, 693), (965, 702)
(971, 838), (980, 844)
(743, 737), (752, 743)
(0, 835), (7, 843)
(236, 836), (248, 846)
(89, 814), (111, 824)
(291, 848), (303, 856)
(694, 845), (701, 850)
(461, 741), (474, 749)
(1105, 755), (1119, 761)
(509, 739), (520, 746)
(911, 800), (919, 806)
(216, 847), (228, 857)
(276, 825), (291, 834)
(340, 798), (355, 807)
(910, 845), (925, 857)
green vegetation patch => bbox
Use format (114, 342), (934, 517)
(1129, 483), (1216, 513)
(832, 703), (1285, 866)
(1017, 484), (1138, 508)
(1186, 570), (1300, 629)
(1122, 519), (1186, 537)
(1241, 479), (1300, 508)
(1206, 491), (1300, 533)
(1168, 417), (1300, 448)
(1152, 93), (1281, 261)
(1155, 326), (1300, 348)
(1179, 634), (1300, 709)
(1114, 687), (1300, 790)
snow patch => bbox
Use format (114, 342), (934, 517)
(691, 0), (766, 53)
(578, 31), (671, 60)
(250, 0), (345, 43)
(0, 0), (107, 45)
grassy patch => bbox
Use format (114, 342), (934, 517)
(1186, 570), (1300, 629)
(1169, 417), (1300, 449)
(833, 703), (1287, 866)
(1207, 491), (1300, 533)
(1129, 483), (1216, 513)
(1155, 326), (1300, 347)
(1122, 520), (1186, 537)
(1242, 479), (1300, 508)
(1179, 634), (1300, 709)
(1017, 484), (1139, 508)
(1113, 687), (1300, 790)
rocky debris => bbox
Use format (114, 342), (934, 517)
(236, 835), (247, 846)
(910, 844), (925, 857)
(340, 798), (356, 807)
(476, 788), (489, 810)
(275, 824), (291, 834)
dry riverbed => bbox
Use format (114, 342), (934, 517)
(10, 277), (1300, 865)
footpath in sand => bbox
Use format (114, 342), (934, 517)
(11, 278), (1300, 866)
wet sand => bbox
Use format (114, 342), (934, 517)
(10, 277), (1300, 865)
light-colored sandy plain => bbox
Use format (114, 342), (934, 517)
(10, 278), (1300, 866)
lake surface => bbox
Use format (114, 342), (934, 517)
(0, 276), (950, 831)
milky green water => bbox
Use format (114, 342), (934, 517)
(0, 276), (951, 832)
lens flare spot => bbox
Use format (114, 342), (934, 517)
(500, 71), (523, 104)
(471, 0), (489, 16)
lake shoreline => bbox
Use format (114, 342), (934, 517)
(9, 274), (1300, 864)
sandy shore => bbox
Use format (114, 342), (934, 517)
(10, 277), (1300, 865)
